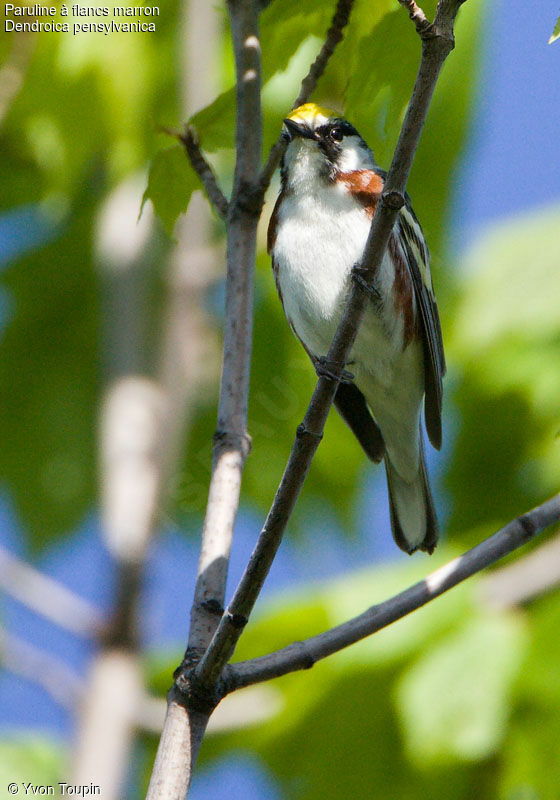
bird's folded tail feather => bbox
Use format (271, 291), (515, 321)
(384, 435), (438, 554)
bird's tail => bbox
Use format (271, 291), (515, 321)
(384, 435), (438, 555)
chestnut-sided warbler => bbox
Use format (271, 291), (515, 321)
(268, 103), (445, 554)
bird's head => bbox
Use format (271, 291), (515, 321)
(281, 103), (375, 190)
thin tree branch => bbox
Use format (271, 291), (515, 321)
(224, 494), (560, 689)
(80, 174), (165, 800)
(176, 125), (229, 221)
(259, 0), (355, 195)
(190, 0), (464, 694)
(146, 1), (262, 796)
(293, 0), (355, 108)
(397, 0), (431, 34)
(0, 545), (103, 637)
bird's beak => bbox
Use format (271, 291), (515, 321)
(283, 117), (316, 141)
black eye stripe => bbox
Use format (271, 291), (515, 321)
(315, 119), (360, 141)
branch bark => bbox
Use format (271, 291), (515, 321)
(177, 125), (229, 221)
(397, 0), (431, 34)
(190, 0), (465, 696)
(146, 1), (262, 796)
(224, 494), (560, 689)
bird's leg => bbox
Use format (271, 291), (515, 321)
(315, 357), (354, 384)
(351, 265), (382, 306)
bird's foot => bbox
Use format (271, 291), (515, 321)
(351, 265), (382, 305)
(315, 357), (354, 384)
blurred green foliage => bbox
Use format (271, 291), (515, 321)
(0, 737), (66, 791)
(447, 205), (560, 543)
(0, 1), (181, 545)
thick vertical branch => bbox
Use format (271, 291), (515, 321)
(187, 0), (262, 665)
(146, 2), (262, 797)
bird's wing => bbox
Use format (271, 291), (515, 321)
(397, 200), (446, 450)
(334, 168), (445, 449)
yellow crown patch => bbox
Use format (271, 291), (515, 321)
(287, 103), (339, 127)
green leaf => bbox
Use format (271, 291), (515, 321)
(396, 614), (526, 764)
(189, 89), (237, 153)
(549, 15), (560, 44)
(142, 145), (199, 235)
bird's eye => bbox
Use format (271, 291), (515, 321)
(329, 126), (343, 142)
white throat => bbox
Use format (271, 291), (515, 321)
(283, 134), (375, 194)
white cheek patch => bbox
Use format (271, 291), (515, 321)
(337, 136), (375, 172)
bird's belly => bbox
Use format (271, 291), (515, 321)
(274, 201), (402, 383)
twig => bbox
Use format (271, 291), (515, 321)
(146, 1), (262, 797)
(191, 0), (464, 693)
(259, 0), (355, 195)
(397, 0), (431, 34)
(177, 125), (229, 220)
(224, 494), (560, 689)
(294, 0), (355, 108)
(0, 545), (103, 637)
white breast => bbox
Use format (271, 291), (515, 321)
(274, 186), (366, 355)
(273, 183), (400, 376)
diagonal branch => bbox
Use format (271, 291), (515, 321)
(176, 125), (229, 220)
(397, 0), (431, 34)
(224, 494), (560, 689)
(259, 0), (355, 195)
(191, 0), (465, 693)
(293, 0), (355, 111)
